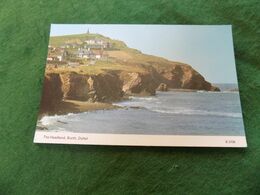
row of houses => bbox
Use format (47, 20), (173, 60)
(75, 48), (108, 60)
(47, 48), (68, 62)
(60, 38), (112, 50)
(47, 46), (109, 63)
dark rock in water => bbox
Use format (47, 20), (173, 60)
(57, 120), (68, 124)
(157, 83), (168, 91)
(129, 106), (144, 109)
(37, 125), (48, 130)
(229, 88), (239, 92)
(210, 86), (221, 91)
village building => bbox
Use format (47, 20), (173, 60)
(47, 49), (68, 62)
(75, 48), (91, 59)
(84, 39), (104, 45)
(47, 56), (55, 61)
(74, 47), (107, 60)
(68, 61), (80, 66)
(83, 38), (111, 49)
(47, 35), (113, 67)
(61, 43), (80, 49)
(57, 50), (68, 61)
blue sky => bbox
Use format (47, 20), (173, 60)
(50, 24), (238, 84)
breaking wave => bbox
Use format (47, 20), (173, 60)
(150, 108), (242, 118)
(39, 113), (77, 126)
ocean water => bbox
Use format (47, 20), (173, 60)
(37, 88), (245, 136)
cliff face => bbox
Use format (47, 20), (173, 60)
(155, 64), (220, 91)
(39, 72), (124, 114)
(40, 62), (219, 113)
(44, 72), (124, 103)
(39, 73), (64, 115)
(120, 71), (157, 96)
(118, 64), (220, 96)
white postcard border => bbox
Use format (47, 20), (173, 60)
(34, 131), (247, 147)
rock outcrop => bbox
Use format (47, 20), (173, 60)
(157, 83), (168, 91)
(120, 72), (157, 96)
(58, 72), (124, 102)
(39, 73), (64, 115)
(87, 73), (123, 102)
(155, 64), (220, 91)
(40, 62), (220, 112)
(39, 72), (124, 115)
(60, 73), (90, 101)
(40, 62), (220, 116)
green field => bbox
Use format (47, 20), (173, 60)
(46, 61), (145, 75)
(50, 33), (127, 49)
(0, 1), (259, 194)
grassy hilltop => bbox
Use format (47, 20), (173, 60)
(50, 33), (128, 50)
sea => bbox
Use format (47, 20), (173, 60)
(37, 84), (245, 136)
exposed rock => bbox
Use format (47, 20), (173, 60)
(211, 85), (221, 91)
(37, 125), (48, 130)
(43, 72), (124, 104)
(229, 88), (238, 92)
(157, 83), (168, 91)
(120, 72), (157, 96)
(154, 64), (220, 91)
(129, 106), (144, 109)
(40, 62), (220, 114)
(60, 73), (90, 101)
(159, 65), (183, 88)
(39, 73), (63, 114)
(91, 73), (124, 102)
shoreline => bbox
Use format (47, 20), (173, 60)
(36, 91), (244, 136)
(38, 89), (227, 119)
(168, 88), (198, 92)
(38, 100), (121, 119)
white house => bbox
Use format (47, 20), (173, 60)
(56, 55), (62, 61)
(68, 62), (80, 66)
(84, 39), (95, 45)
(95, 55), (101, 59)
(47, 57), (54, 61)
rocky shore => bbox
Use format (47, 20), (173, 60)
(39, 62), (220, 116)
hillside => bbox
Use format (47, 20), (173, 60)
(40, 33), (220, 115)
(49, 33), (128, 49)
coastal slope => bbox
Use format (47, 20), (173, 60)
(40, 33), (220, 115)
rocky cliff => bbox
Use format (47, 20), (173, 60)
(59, 72), (123, 102)
(40, 62), (220, 114)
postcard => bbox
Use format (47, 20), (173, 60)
(33, 24), (247, 147)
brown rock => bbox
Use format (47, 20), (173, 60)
(90, 73), (124, 102)
(210, 85), (221, 91)
(156, 64), (219, 92)
(39, 73), (63, 114)
(156, 83), (168, 91)
(121, 72), (156, 96)
(60, 73), (90, 101)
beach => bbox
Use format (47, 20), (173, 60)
(38, 99), (120, 118)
